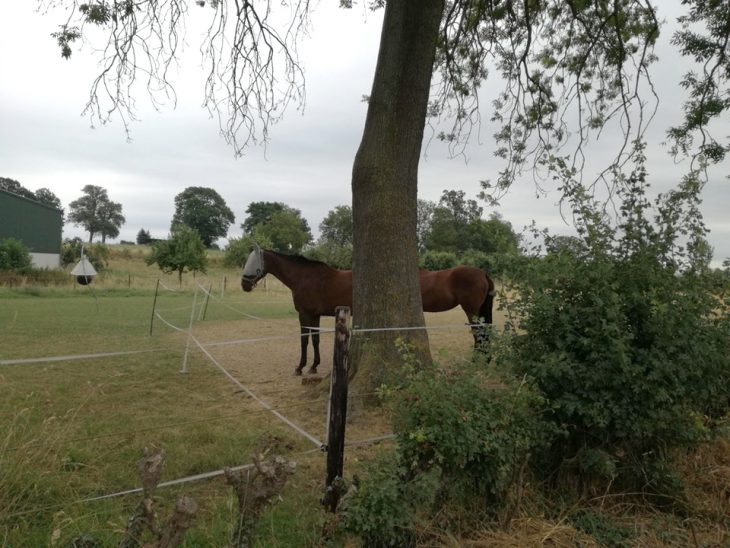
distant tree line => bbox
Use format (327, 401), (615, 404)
(2, 178), (522, 277)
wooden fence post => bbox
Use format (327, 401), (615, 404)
(149, 279), (160, 336)
(322, 306), (350, 512)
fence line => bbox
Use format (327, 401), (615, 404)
(0, 348), (167, 367)
(157, 280), (182, 293)
(196, 282), (263, 320)
(0, 319), (479, 367)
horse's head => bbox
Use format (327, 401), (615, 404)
(241, 245), (265, 292)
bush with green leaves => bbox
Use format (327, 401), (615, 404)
(0, 238), (32, 271)
(340, 453), (439, 548)
(389, 354), (552, 508)
(60, 238), (109, 271)
(341, 344), (551, 545)
(420, 250), (457, 270)
(499, 158), (730, 490)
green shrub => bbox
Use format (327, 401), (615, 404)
(389, 355), (552, 507)
(342, 342), (551, 545)
(0, 238), (32, 271)
(340, 453), (439, 547)
(499, 159), (730, 490)
(420, 250), (457, 270)
(60, 238), (109, 271)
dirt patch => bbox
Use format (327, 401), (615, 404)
(187, 306), (506, 452)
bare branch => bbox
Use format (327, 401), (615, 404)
(42, 0), (310, 153)
(431, 0), (660, 201)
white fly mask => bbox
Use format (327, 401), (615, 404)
(241, 246), (265, 292)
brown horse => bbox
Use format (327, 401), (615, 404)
(241, 247), (494, 375)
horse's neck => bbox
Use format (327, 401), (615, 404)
(264, 251), (302, 291)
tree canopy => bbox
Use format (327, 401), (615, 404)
(136, 228), (152, 245)
(307, 205), (354, 268)
(241, 202), (287, 235)
(253, 209), (312, 254)
(171, 187), (235, 248)
(67, 185), (125, 243)
(319, 205), (353, 248)
(0, 177), (35, 200)
(242, 201), (312, 254)
(423, 190), (520, 257)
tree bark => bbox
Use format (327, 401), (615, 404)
(350, 0), (445, 390)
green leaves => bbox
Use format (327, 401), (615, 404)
(51, 26), (81, 60)
(0, 238), (32, 272)
(500, 153), (730, 487)
(171, 187), (235, 248)
(146, 226), (207, 283)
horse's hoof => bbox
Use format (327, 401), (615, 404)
(307, 368), (318, 375)
(293, 369), (303, 376)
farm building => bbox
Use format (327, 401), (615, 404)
(0, 188), (63, 268)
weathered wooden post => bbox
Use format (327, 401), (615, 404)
(322, 306), (350, 512)
(199, 283), (212, 321)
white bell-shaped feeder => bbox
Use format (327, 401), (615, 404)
(70, 252), (98, 285)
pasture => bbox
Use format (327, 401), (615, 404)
(0, 258), (496, 546)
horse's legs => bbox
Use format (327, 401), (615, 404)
(470, 319), (489, 347)
(466, 286), (494, 348)
(295, 313), (311, 375)
(307, 316), (322, 375)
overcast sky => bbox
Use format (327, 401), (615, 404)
(0, 2), (728, 265)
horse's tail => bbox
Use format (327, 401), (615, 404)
(479, 272), (495, 325)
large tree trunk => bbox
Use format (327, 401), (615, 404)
(350, 0), (445, 392)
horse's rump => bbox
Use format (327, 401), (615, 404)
(419, 266), (490, 317)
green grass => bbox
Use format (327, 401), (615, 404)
(0, 262), (334, 547)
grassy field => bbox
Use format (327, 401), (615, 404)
(0, 248), (473, 546)
(0, 278), (334, 546)
(2, 247), (727, 546)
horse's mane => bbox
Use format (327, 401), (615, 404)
(268, 250), (333, 269)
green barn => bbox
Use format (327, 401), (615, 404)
(0, 188), (63, 268)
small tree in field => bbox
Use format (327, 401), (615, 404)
(146, 226), (207, 285)
(68, 185), (125, 243)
